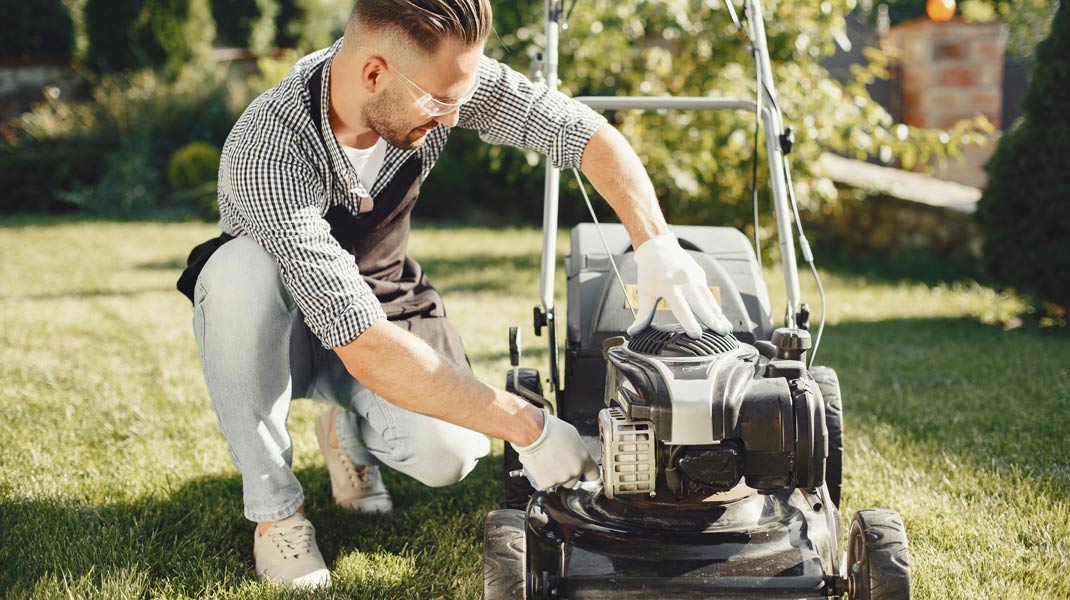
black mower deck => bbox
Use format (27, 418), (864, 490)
(499, 486), (841, 599)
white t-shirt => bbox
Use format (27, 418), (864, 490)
(341, 137), (387, 213)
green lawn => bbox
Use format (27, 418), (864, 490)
(0, 217), (1067, 599)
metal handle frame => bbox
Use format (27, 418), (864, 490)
(535, 0), (803, 396)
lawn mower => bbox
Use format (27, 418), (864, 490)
(484, 1), (912, 598)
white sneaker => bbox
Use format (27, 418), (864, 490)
(316, 406), (394, 513)
(253, 512), (331, 588)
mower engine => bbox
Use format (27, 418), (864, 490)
(599, 324), (828, 502)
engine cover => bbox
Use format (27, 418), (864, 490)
(601, 325), (828, 500)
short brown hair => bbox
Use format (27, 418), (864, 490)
(349, 0), (492, 54)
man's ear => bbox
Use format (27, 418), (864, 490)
(360, 57), (387, 94)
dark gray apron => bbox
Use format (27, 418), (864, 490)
(177, 60), (468, 370)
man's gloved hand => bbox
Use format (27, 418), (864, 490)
(627, 231), (733, 339)
(511, 410), (600, 491)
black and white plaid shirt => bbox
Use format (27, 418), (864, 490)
(217, 39), (606, 348)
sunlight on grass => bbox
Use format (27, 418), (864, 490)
(0, 219), (1066, 599)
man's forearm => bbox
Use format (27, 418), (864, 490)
(579, 123), (669, 249)
(334, 319), (544, 446)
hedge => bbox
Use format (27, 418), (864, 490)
(977, 4), (1070, 312)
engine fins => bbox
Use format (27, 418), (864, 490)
(599, 407), (656, 499)
(628, 323), (739, 358)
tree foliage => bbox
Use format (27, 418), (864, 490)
(426, 0), (990, 232)
(977, 5), (1070, 311)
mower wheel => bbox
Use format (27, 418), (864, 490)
(811, 365), (844, 507)
(483, 509), (527, 600)
(847, 509), (911, 600)
(503, 369), (542, 509)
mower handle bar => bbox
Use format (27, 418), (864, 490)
(575, 96), (766, 115)
(535, 0), (805, 397)
(555, 93), (802, 322)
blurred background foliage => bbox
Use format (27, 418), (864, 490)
(429, 0), (994, 238)
(0, 0), (77, 59)
(82, 0), (216, 75)
(0, 0), (1049, 236)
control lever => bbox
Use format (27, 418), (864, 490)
(509, 326), (521, 367)
(507, 325), (554, 414)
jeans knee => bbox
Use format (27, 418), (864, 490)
(198, 236), (291, 313)
(398, 432), (490, 488)
(414, 455), (478, 488)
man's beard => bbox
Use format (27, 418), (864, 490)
(362, 86), (438, 151)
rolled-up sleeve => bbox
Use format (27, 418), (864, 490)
(220, 146), (386, 349)
(458, 55), (607, 170)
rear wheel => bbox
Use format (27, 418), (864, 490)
(811, 365), (844, 506)
(483, 509), (527, 600)
(847, 509), (911, 600)
(503, 369), (542, 509)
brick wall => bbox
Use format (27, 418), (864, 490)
(881, 18), (1008, 187)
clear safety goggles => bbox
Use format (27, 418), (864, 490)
(361, 46), (480, 117)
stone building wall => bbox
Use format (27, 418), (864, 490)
(881, 19), (1008, 188)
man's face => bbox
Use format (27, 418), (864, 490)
(361, 83), (433, 150)
(362, 38), (484, 150)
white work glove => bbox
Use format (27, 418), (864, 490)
(511, 410), (600, 491)
(626, 231), (733, 339)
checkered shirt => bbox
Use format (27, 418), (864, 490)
(217, 39), (606, 348)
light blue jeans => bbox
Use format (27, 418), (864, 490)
(192, 236), (490, 522)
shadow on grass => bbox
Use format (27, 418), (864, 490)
(135, 258), (187, 271)
(0, 287), (177, 301)
(812, 246), (983, 288)
(0, 214), (216, 228)
(0, 458), (503, 599)
(417, 253), (542, 295)
(0, 214), (99, 228)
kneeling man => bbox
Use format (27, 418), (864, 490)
(178, 0), (731, 587)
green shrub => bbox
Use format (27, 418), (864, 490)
(168, 142), (222, 219)
(0, 0), (75, 59)
(57, 139), (162, 217)
(0, 142), (105, 214)
(84, 0), (215, 74)
(2, 65), (241, 216)
(167, 142), (221, 190)
(977, 5), (1070, 313)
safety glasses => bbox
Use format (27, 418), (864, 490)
(360, 46), (480, 117)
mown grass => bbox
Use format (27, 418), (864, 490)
(0, 217), (1067, 599)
